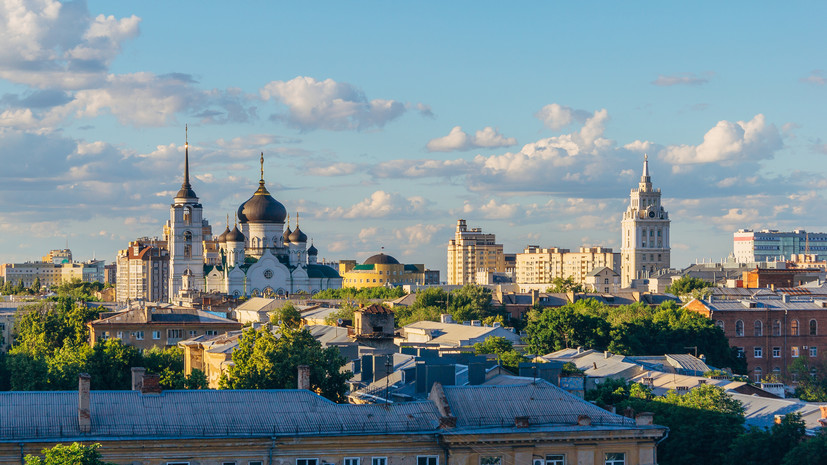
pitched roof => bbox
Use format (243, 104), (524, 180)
(400, 321), (522, 347)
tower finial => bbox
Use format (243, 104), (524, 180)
(226, 214), (229, 227)
(260, 152), (264, 183)
(287, 213), (290, 228)
(184, 124), (190, 188)
(296, 211), (300, 228)
(641, 153), (650, 182)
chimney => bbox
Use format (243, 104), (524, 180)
(78, 373), (91, 433)
(143, 304), (150, 323)
(635, 412), (654, 426)
(428, 382), (457, 428)
(577, 415), (591, 426)
(140, 373), (162, 395)
(514, 416), (530, 428)
(604, 351), (612, 359)
(298, 365), (311, 390)
(131, 367), (146, 391)
(820, 405), (827, 419)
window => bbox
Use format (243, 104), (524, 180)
(792, 346), (800, 358)
(222, 462), (237, 465)
(167, 462), (190, 465)
(604, 453), (625, 465)
(153, 330), (161, 340)
(773, 320), (781, 336)
(754, 320), (763, 337)
(297, 460), (319, 465)
(811, 346), (818, 358)
(480, 457), (501, 465)
(418, 457), (438, 465)
(545, 455), (565, 465)
(735, 320), (744, 337)
(372, 458), (387, 465)
(715, 320), (724, 331)
(116, 331), (123, 339)
(754, 367), (762, 383)
(168, 329), (183, 339)
(189, 330), (197, 337)
(345, 459), (360, 465)
(773, 347), (781, 358)
(811, 319), (818, 336)
(792, 319), (800, 336)
(736, 347), (745, 358)
(754, 347), (763, 358)
(132, 331), (144, 340)
(206, 330), (218, 336)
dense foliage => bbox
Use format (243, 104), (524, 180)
(545, 276), (584, 293)
(312, 286), (406, 300)
(25, 442), (114, 465)
(4, 298), (205, 391)
(472, 336), (526, 371)
(665, 276), (711, 297)
(524, 299), (744, 371)
(392, 285), (506, 327)
(219, 325), (351, 402)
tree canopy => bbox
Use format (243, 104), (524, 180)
(312, 286), (406, 300)
(473, 336), (525, 371)
(392, 285), (505, 327)
(219, 325), (351, 402)
(665, 276), (711, 297)
(25, 442), (114, 465)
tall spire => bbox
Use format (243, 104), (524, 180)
(175, 125), (198, 200)
(260, 152), (265, 183)
(254, 152), (271, 196)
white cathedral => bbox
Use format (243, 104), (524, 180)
(165, 140), (342, 300)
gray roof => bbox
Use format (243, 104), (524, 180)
(443, 380), (636, 428)
(730, 393), (827, 430)
(0, 389), (441, 441)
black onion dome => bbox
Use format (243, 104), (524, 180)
(307, 244), (318, 255)
(226, 225), (245, 243)
(364, 253), (399, 265)
(217, 226), (230, 243)
(289, 226), (307, 243)
(237, 182), (287, 224)
(283, 225), (292, 244)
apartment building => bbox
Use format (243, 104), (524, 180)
(447, 219), (505, 285)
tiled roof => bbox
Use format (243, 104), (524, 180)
(0, 390), (441, 441)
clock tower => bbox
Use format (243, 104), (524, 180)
(621, 155), (670, 287)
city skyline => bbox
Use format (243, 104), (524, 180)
(0, 1), (825, 276)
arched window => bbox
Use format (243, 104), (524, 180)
(183, 230), (192, 259)
(772, 367), (781, 377)
(772, 320), (781, 336)
(754, 320), (763, 337)
(791, 319), (800, 336)
(183, 206), (192, 225)
(810, 319), (818, 336)
(715, 320), (724, 331)
(735, 320), (744, 337)
(753, 366), (762, 383)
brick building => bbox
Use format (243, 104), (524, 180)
(684, 295), (827, 382)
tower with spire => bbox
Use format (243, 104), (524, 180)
(620, 154), (670, 287)
(167, 126), (206, 299)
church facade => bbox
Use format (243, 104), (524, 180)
(165, 140), (341, 301)
(620, 155), (671, 287)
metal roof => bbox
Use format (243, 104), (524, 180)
(442, 380), (636, 428)
(0, 389), (441, 441)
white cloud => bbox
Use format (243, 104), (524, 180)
(306, 162), (358, 177)
(319, 190), (431, 219)
(801, 70), (825, 85)
(651, 72), (712, 86)
(260, 76), (406, 131)
(394, 224), (445, 249)
(535, 103), (591, 130)
(426, 126), (516, 152)
(659, 114), (782, 165)
(0, 0), (140, 89)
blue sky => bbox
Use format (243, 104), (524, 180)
(0, 1), (824, 276)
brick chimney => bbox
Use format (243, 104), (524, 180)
(78, 373), (91, 433)
(297, 365), (311, 390)
(514, 416), (530, 428)
(131, 367), (146, 391)
(635, 412), (654, 426)
(140, 373), (162, 395)
(428, 382), (457, 428)
(577, 415), (591, 426)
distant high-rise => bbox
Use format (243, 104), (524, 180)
(733, 229), (827, 263)
(621, 155), (670, 287)
(447, 219), (505, 285)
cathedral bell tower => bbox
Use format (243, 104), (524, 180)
(167, 127), (205, 300)
(621, 155), (670, 287)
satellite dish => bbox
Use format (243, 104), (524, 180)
(337, 318), (344, 325)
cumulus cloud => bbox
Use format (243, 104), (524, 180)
(659, 114), (782, 165)
(426, 126), (516, 152)
(0, 0), (140, 89)
(394, 224), (446, 253)
(318, 190), (431, 219)
(260, 76), (406, 131)
(535, 104), (591, 130)
(801, 70), (825, 85)
(371, 158), (472, 178)
(651, 72), (713, 86)
(306, 162), (358, 176)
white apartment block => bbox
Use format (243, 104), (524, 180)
(734, 229), (827, 263)
(515, 246), (620, 285)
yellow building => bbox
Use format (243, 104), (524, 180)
(447, 219), (505, 285)
(515, 246), (620, 286)
(340, 253), (430, 288)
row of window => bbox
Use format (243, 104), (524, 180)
(100, 329), (218, 341)
(168, 455), (627, 465)
(723, 319), (818, 337)
(738, 346), (818, 359)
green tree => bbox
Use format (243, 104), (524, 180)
(546, 276), (584, 293)
(781, 430), (827, 465)
(665, 276), (711, 297)
(31, 277), (41, 294)
(473, 336), (525, 371)
(85, 339), (142, 390)
(25, 442), (115, 465)
(219, 326), (351, 402)
(270, 302), (302, 329)
(524, 303), (610, 354)
(725, 413), (806, 465)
